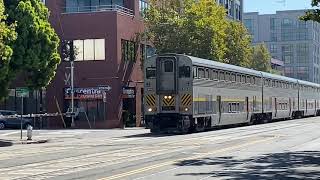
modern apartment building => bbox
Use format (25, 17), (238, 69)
(216, 0), (243, 21)
(244, 10), (320, 83)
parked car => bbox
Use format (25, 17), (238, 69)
(0, 110), (32, 130)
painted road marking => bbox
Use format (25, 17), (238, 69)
(99, 136), (277, 180)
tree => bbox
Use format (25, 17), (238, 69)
(3, 0), (60, 94)
(224, 21), (252, 68)
(145, 0), (228, 62)
(251, 43), (272, 72)
(300, 0), (320, 22)
(0, 0), (16, 101)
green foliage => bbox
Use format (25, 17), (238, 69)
(251, 43), (272, 72)
(3, 0), (61, 92)
(0, 0), (16, 101)
(145, 0), (228, 62)
(224, 21), (253, 68)
(300, 0), (320, 22)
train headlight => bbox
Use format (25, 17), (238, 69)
(168, 96), (172, 99)
(184, 107), (189, 112)
(148, 108), (153, 112)
(164, 96), (168, 99)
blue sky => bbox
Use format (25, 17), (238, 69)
(244, 0), (314, 14)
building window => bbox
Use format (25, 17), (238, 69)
(244, 19), (254, 35)
(283, 55), (293, 64)
(270, 32), (277, 41)
(228, 0), (234, 17)
(270, 44), (277, 53)
(121, 39), (136, 62)
(65, 0), (125, 13)
(73, 39), (105, 61)
(282, 18), (293, 27)
(270, 18), (276, 30)
(139, 0), (149, 16)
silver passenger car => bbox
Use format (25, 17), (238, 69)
(144, 54), (320, 133)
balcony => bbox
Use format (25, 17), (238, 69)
(63, 5), (134, 16)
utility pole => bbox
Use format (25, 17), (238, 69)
(70, 60), (75, 128)
(69, 41), (75, 128)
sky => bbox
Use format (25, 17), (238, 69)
(244, 0), (314, 14)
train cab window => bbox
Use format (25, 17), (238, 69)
(205, 69), (209, 79)
(146, 67), (156, 79)
(272, 80), (275, 87)
(179, 66), (191, 78)
(219, 71), (225, 81)
(163, 60), (174, 72)
(198, 68), (205, 78)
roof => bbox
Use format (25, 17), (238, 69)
(183, 55), (320, 87)
(187, 55), (261, 76)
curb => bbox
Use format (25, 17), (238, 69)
(16, 139), (49, 145)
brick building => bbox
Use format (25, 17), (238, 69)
(43, 0), (150, 128)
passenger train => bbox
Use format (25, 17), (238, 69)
(144, 54), (320, 133)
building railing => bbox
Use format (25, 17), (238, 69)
(63, 5), (134, 16)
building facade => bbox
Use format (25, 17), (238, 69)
(244, 11), (320, 83)
(216, 0), (243, 21)
(42, 0), (150, 128)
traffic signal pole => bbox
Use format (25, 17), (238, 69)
(70, 60), (75, 128)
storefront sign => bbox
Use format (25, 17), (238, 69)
(64, 86), (111, 100)
(122, 87), (135, 99)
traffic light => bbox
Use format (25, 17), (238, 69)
(61, 40), (75, 61)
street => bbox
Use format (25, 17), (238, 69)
(0, 118), (320, 180)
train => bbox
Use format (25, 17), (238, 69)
(143, 53), (320, 133)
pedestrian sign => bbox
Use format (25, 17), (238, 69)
(16, 87), (29, 97)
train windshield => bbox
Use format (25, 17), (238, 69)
(146, 67), (156, 79)
(179, 66), (191, 78)
(157, 57), (177, 93)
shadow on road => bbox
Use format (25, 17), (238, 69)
(174, 151), (320, 179)
(0, 139), (13, 147)
(124, 132), (177, 138)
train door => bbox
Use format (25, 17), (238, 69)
(306, 100), (308, 114)
(253, 96), (257, 112)
(274, 98), (277, 117)
(316, 100), (318, 114)
(289, 98), (292, 117)
(246, 97), (249, 120)
(157, 57), (176, 93)
(217, 96), (222, 124)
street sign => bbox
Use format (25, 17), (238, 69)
(102, 91), (107, 103)
(16, 87), (29, 97)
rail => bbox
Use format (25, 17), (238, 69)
(63, 5), (134, 16)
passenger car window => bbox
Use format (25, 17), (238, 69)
(212, 70), (218, 80)
(179, 66), (191, 78)
(219, 71), (225, 81)
(198, 68), (205, 78)
(205, 69), (209, 79)
(146, 67), (156, 79)
(193, 67), (198, 78)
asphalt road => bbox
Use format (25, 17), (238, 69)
(0, 117), (320, 180)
